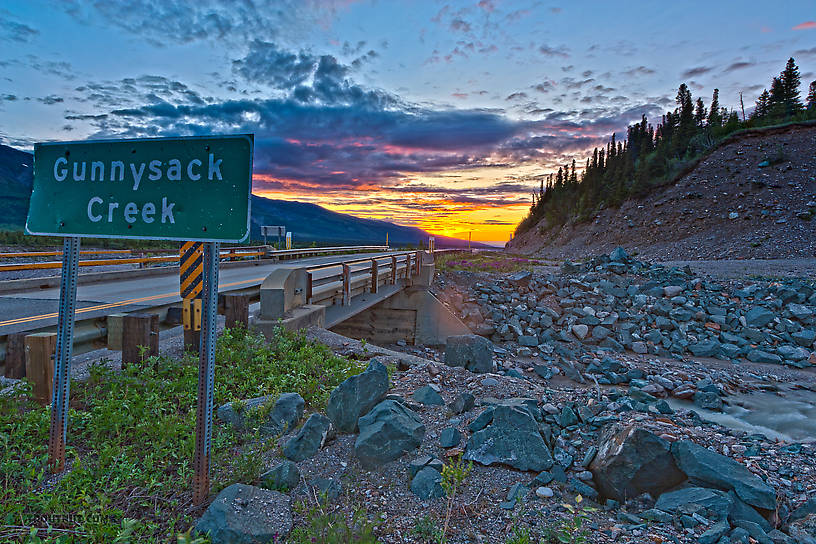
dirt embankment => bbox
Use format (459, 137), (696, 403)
(509, 125), (816, 261)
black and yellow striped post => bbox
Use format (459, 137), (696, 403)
(180, 241), (203, 351)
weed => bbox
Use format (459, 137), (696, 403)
(543, 495), (597, 544)
(412, 514), (442, 542)
(438, 454), (473, 543)
(288, 500), (381, 543)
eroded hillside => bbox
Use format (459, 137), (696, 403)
(510, 125), (816, 261)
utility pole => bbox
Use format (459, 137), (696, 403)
(468, 231), (471, 252)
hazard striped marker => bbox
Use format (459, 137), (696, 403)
(180, 242), (203, 334)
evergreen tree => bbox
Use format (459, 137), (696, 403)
(780, 57), (803, 116)
(808, 81), (816, 111)
(694, 97), (706, 128)
(768, 76), (785, 117)
(753, 89), (770, 119)
(708, 89), (721, 126)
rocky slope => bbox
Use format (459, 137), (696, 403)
(509, 124), (816, 261)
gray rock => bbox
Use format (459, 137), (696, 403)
(283, 413), (331, 462)
(589, 425), (686, 502)
(698, 520), (731, 544)
(788, 303), (814, 321)
(311, 477), (341, 501)
(791, 329), (816, 347)
(664, 286), (684, 297)
(445, 335), (494, 373)
(729, 491), (771, 532)
(500, 483), (529, 509)
(632, 342), (648, 354)
(654, 487), (733, 520)
(195, 483), (292, 543)
(411, 466), (445, 500)
(326, 359), (389, 433)
(694, 391), (724, 411)
(260, 461), (300, 491)
(747, 349), (782, 365)
(413, 385), (444, 405)
(689, 340), (721, 358)
(355, 400), (425, 468)
(409, 455), (444, 478)
(745, 307), (775, 328)
(609, 247), (629, 262)
(449, 392), (476, 414)
(464, 404), (553, 472)
(217, 393), (304, 435)
(733, 520), (772, 544)
(518, 335), (539, 347)
(671, 440), (777, 511)
(572, 324), (589, 340)
(440, 427), (462, 448)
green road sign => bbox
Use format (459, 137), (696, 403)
(26, 134), (253, 242)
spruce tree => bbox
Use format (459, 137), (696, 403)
(753, 89), (769, 119)
(780, 57), (803, 116)
(695, 97), (706, 128)
(808, 81), (816, 111)
(708, 88), (721, 126)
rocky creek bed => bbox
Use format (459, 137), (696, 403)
(189, 248), (816, 544)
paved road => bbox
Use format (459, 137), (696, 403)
(0, 251), (399, 335)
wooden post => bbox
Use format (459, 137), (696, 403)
(5, 332), (27, 379)
(224, 293), (250, 329)
(25, 333), (57, 404)
(342, 263), (351, 306)
(122, 313), (159, 367)
(370, 258), (379, 294)
(390, 256), (397, 284)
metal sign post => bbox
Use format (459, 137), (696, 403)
(47, 236), (80, 472)
(193, 242), (220, 504)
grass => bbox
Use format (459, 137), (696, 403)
(0, 326), (366, 543)
(435, 251), (544, 274)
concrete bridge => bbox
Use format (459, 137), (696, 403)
(254, 249), (470, 346)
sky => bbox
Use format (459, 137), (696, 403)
(1, 1), (814, 244)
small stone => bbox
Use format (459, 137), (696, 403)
(260, 461), (300, 491)
(440, 427), (462, 448)
(283, 413), (331, 462)
(535, 486), (554, 499)
(449, 392), (476, 414)
(413, 385), (444, 405)
(572, 324), (589, 340)
(411, 467), (445, 500)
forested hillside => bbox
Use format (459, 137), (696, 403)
(516, 58), (816, 237)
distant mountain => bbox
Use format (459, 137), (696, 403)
(0, 144), (34, 230)
(0, 144), (483, 247)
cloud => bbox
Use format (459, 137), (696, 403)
(538, 44), (570, 58)
(505, 92), (528, 101)
(622, 66), (654, 77)
(36, 95), (64, 105)
(724, 61), (754, 72)
(681, 66), (713, 78)
(0, 15), (38, 42)
(232, 41), (318, 88)
(792, 21), (816, 30)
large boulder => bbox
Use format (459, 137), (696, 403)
(445, 335), (494, 373)
(744, 307), (775, 328)
(671, 440), (776, 511)
(654, 486), (733, 520)
(195, 483), (292, 543)
(464, 404), (553, 472)
(589, 426), (686, 502)
(217, 393), (304, 435)
(283, 414), (331, 462)
(326, 359), (389, 433)
(355, 400), (425, 468)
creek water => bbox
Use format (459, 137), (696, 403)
(666, 387), (816, 443)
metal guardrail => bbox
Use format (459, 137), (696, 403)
(0, 245), (390, 272)
(0, 246), (468, 366)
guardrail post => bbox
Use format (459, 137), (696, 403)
(342, 263), (351, 306)
(25, 332), (57, 404)
(122, 313), (159, 367)
(415, 251), (421, 276)
(370, 259), (378, 294)
(306, 272), (313, 304)
(224, 293), (250, 329)
(390, 256), (397, 284)
(5, 332), (27, 379)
